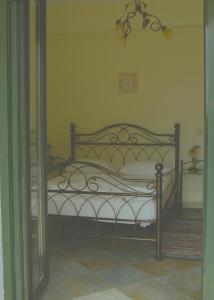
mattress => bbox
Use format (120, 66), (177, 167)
(31, 169), (174, 227)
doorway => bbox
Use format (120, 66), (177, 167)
(42, 0), (204, 299)
(2, 0), (214, 299)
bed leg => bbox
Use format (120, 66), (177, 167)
(155, 163), (163, 261)
(174, 123), (180, 209)
(156, 218), (162, 261)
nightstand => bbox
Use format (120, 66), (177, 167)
(180, 159), (204, 207)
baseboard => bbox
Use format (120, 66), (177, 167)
(182, 202), (203, 209)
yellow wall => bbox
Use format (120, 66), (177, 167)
(47, 0), (204, 206)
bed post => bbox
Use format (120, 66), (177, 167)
(70, 123), (76, 161)
(155, 163), (163, 261)
(174, 123), (180, 209)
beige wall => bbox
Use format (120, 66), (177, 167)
(47, 0), (204, 206)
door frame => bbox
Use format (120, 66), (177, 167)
(34, 0), (49, 297)
(202, 0), (214, 298)
(0, 0), (214, 299)
(0, 0), (32, 299)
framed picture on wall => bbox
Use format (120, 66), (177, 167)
(118, 73), (138, 93)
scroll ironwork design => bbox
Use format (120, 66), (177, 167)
(47, 161), (159, 227)
(70, 123), (178, 168)
(75, 123), (174, 145)
(49, 161), (156, 195)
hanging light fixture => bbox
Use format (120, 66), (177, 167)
(115, 0), (173, 41)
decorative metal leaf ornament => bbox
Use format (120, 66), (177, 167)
(115, 0), (172, 42)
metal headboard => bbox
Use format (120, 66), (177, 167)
(70, 123), (180, 207)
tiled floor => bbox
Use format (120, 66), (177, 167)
(41, 235), (202, 300)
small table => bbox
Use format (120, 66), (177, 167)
(180, 159), (204, 207)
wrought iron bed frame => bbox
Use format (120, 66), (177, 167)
(48, 123), (180, 260)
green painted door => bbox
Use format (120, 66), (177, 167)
(0, 0), (48, 299)
(0, 1), (32, 299)
(203, 0), (214, 299)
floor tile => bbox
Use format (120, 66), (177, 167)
(69, 245), (109, 260)
(112, 246), (153, 263)
(134, 240), (156, 252)
(73, 288), (132, 300)
(119, 278), (194, 300)
(41, 289), (73, 300)
(76, 253), (123, 272)
(59, 273), (111, 298)
(156, 267), (202, 298)
(50, 259), (91, 277)
(42, 235), (202, 300)
(41, 294), (70, 300)
(133, 258), (200, 277)
(42, 272), (73, 293)
(96, 265), (151, 287)
(99, 239), (135, 252)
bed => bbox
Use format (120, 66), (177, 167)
(45, 123), (180, 260)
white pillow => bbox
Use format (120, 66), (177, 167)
(65, 158), (118, 174)
(119, 161), (169, 177)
